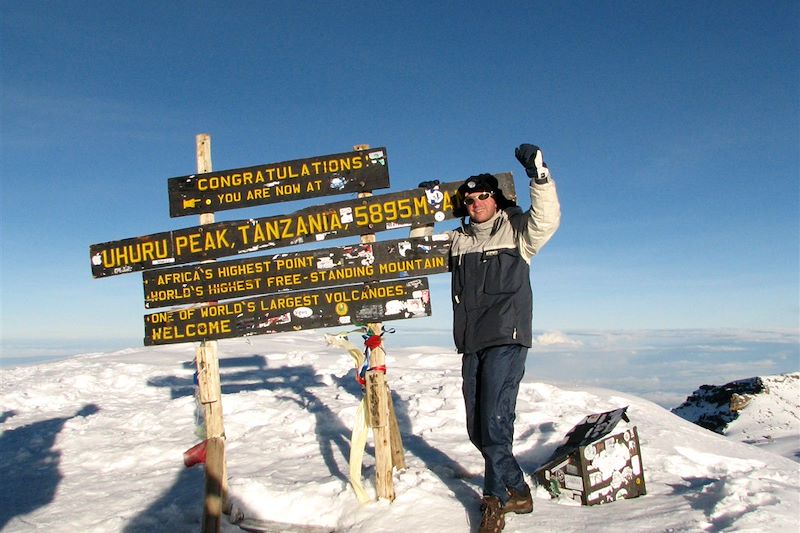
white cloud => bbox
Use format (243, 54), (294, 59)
(535, 330), (584, 347)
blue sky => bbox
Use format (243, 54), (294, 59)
(1, 1), (798, 357)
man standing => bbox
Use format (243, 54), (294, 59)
(449, 144), (561, 532)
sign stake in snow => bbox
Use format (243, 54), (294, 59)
(356, 144), (403, 502)
(193, 134), (228, 533)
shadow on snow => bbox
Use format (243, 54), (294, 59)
(139, 354), (365, 529)
(139, 351), (487, 530)
(0, 404), (99, 530)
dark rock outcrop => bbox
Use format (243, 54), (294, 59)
(671, 377), (766, 434)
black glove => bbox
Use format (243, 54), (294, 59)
(418, 179), (440, 188)
(515, 144), (551, 184)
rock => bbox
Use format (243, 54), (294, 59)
(671, 377), (766, 434)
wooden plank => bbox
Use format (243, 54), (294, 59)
(196, 134), (215, 225)
(386, 383), (406, 471)
(168, 147), (390, 217)
(353, 144), (396, 501)
(366, 364), (394, 502)
(202, 437), (225, 533)
(142, 235), (450, 308)
(193, 134), (228, 520)
(143, 277), (432, 346)
(364, 319), (395, 501)
(89, 174), (515, 278)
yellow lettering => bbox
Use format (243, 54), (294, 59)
(425, 256), (446, 269)
(306, 212), (324, 234)
(236, 224), (250, 245)
(313, 265), (373, 282)
(397, 198), (412, 218)
(329, 212), (342, 231)
(275, 256), (313, 270)
(279, 218), (293, 239)
(378, 259), (423, 275)
(275, 183), (301, 196)
(265, 220), (281, 241)
(442, 191), (453, 211)
(175, 234), (201, 256)
(148, 311), (172, 324)
(260, 293), (319, 311)
(204, 230), (217, 250)
(413, 195), (430, 216)
(100, 239), (170, 268)
(323, 283), (405, 304)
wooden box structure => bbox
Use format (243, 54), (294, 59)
(535, 407), (646, 505)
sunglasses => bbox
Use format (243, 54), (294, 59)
(463, 191), (493, 206)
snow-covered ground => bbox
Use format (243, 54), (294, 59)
(723, 374), (800, 461)
(671, 373), (800, 462)
(1, 331), (798, 532)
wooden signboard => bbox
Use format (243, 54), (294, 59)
(534, 408), (647, 505)
(168, 147), (390, 217)
(143, 277), (431, 346)
(143, 235), (451, 308)
(90, 174), (515, 278)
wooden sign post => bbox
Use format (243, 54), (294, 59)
(89, 136), (517, 516)
(354, 144), (405, 502)
(194, 134), (227, 533)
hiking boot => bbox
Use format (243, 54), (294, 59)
(479, 496), (505, 533)
(503, 483), (533, 514)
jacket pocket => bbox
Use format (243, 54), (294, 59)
(483, 249), (524, 295)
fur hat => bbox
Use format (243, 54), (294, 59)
(453, 173), (516, 217)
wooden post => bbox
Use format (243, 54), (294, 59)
(195, 134), (228, 532)
(364, 323), (393, 501)
(386, 382), (406, 471)
(203, 437), (225, 532)
(354, 143), (405, 501)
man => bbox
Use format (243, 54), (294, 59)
(449, 144), (561, 532)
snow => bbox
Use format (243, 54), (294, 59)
(1, 331), (798, 532)
(724, 374), (800, 461)
(670, 373), (800, 462)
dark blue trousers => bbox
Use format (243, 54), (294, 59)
(462, 344), (528, 503)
